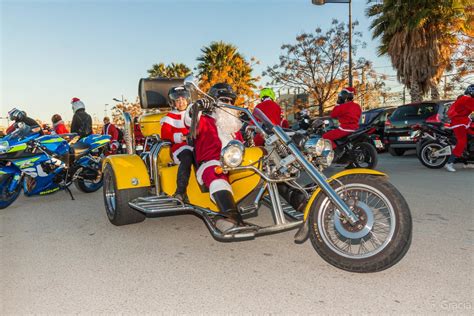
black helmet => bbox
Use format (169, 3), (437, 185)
(465, 84), (474, 97)
(8, 108), (26, 122)
(208, 83), (237, 103)
(168, 86), (190, 107)
(336, 87), (355, 105)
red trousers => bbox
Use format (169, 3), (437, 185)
(323, 129), (352, 149)
(452, 126), (468, 157)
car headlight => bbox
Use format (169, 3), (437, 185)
(221, 140), (245, 168)
(0, 141), (10, 154)
(305, 137), (332, 156)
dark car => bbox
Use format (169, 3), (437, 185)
(384, 100), (454, 156)
(360, 107), (397, 151)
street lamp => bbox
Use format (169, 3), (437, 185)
(311, 0), (353, 87)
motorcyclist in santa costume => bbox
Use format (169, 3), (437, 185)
(185, 83), (247, 233)
(323, 87), (362, 149)
(444, 84), (474, 172)
(252, 87), (282, 146)
(160, 86), (194, 201)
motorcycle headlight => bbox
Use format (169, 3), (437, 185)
(322, 148), (334, 167)
(304, 137), (329, 156)
(0, 141), (10, 154)
(221, 140), (245, 168)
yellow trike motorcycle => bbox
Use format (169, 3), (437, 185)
(102, 76), (412, 273)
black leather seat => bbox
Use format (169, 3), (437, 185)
(71, 142), (90, 157)
(334, 128), (370, 146)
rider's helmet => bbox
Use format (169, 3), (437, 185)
(464, 84), (474, 97)
(51, 114), (62, 124)
(260, 88), (276, 101)
(71, 97), (85, 113)
(168, 86), (191, 108)
(337, 87), (356, 105)
(8, 108), (26, 122)
(209, 83), (237, 104)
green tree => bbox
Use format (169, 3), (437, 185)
(147, 62), (191, 78)
(196, 41), (257, 105)
(367, 0), (472, 102)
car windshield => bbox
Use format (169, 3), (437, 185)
(390, 103), (438, 121)
(360, 111), (380, 125)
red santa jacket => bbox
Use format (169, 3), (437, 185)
(448, 95), (474, 127)
(160, 110), (192, 162)
(253, 99), (283, 146)
(330, 101), (362, 132)
(281, 118), (289, 129)
(53, 121), (69, 135)
(102, 123), (119, 142)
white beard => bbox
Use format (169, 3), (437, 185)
(214, 108), (242, 148)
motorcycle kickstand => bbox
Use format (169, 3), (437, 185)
(64, 186), (75, 200)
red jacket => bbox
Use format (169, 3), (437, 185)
(102, 123), (119, 142)
(53, 122), (69, 135)
(160, 110), (192, 161)
(448, 95), (474, 127)
(253, 99), (282, 146)
(281, 119), (289, 129)
(330, 101), (362, 132)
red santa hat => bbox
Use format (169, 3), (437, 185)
(342, 87), (356, 95)
(71, 97), (81, 103)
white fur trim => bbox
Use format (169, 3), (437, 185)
(338, 127), (356, 132)
(72, 100), (85, 113)
(160, 116), (185, 128)
(172, 146), (193, 164)
(209, 179), (233, 201)
(196, 160), (221, 185)
(173, 132), (183, 144)
(447, 123), (470, 129)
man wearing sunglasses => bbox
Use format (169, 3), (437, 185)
(323, 87), (362, 149)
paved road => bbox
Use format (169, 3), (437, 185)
(1, 153), (473, 314)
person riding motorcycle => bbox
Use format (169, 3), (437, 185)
(445, 84), (474, 172)
(51, 114), (69, 135)
(160, 86), (194, 202)
(323, 87), (362, 149)
(298, 109), (311, 130)
(7, 108), (42, 136)
(252, 88), (282, 146)
(70, 97), (93, 138)
(185, 83), (246, 233)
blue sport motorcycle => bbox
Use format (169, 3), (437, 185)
(0, 124), (110, 209)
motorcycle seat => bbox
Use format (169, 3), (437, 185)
(70, 142), (90, 157)
(335, 128), (369, 145)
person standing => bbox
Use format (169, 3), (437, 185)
(70, 97), (92, 138)
(102, 116), (120, 155)
(51, 114), (69, 135)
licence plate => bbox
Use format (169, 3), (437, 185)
(398, 136), (412, 141)
(375, 140), (384, 148)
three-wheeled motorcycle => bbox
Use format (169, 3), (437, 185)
(102, 77), (412, 272)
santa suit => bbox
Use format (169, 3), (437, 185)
(253, 99), (282, 146)
(53, 121), (69, 135)
(160, 110), (193, 164)
(185, 105), (242, 199)
(447, 95), (474, 157)
(102, 122), (120, 153)
(323, 101), (362, 149)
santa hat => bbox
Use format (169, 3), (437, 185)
(342, 87), (356, 95)
(71, 97), (81, 103)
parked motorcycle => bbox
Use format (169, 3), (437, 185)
(0, 123), (110, 209)
(102, 76), (412, 273)
(412, 122), (474, 168)
(308, 119), (379, 169)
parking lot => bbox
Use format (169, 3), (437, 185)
(1, 152), (473, 314)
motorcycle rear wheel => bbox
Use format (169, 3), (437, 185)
(308, 174), (412, 272)
(418, 141), (449, 169)
(351, 142), (378, 169)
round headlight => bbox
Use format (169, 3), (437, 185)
(324, 149), (334, 166)
(221, 140), (245, 168)
(0, 141), (10, 154)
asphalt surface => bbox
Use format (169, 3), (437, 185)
(1, 152), (473, 314)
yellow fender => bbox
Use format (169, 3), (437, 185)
(303, 168), (387, 220)
(103, 155), (151, 190)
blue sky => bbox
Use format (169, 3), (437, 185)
(1, 0), (398, 123)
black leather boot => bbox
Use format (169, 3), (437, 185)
(212, 190), (244, 233)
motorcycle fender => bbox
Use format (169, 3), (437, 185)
(103, 155), (150, 189)
(303, 168), (387, 221)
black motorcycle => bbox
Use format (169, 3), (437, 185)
(307, 119), (378, 169)
(412, 123), (474, 168)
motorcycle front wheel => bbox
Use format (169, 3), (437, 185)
(308, 174), (412, 272)
(0, 175), (22, 209)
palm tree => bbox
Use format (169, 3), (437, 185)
(147, 62), (191, 78)
(196, 41), (256, 102)
(367, 0), (471, 102)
